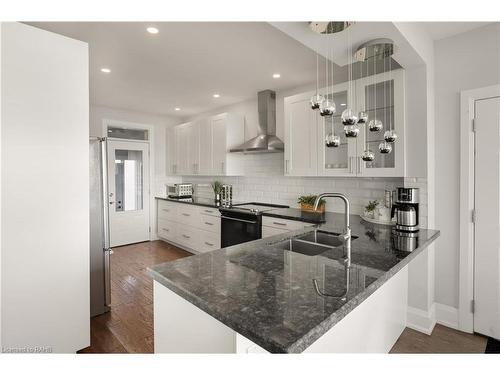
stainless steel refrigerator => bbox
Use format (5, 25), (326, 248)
(89, 137), (112, 317)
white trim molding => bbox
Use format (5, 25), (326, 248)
(406, 302), (459, 334)
(459, 85), (500, 334)
(435, 303), (459, 330)
(406, 304), (436, 335)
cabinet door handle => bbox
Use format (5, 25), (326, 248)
(285, 160), (289, 174)
(204, 222), (214, 226)
(221, 161), (225, 174)
(182, 234), (191, 239)
(182, 213), (190, 217)
(273, 221), (287, 226)
(204, 241), (214, 246)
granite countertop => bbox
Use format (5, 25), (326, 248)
(149, 210), (440, 353)
(155, 195), (238, 209)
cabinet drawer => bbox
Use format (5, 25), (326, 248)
(177, 204), (199, 226)
(158, 200), (177, 221)
(199, 214), (221, 234)
(198, 230), (221, 253)
(157, 219), (176, 241)
(198, 206), (220, 217)
(262, 216), (313, 231)
(175, 226), (198, 249)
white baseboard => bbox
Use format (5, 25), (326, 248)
(435, 303), (459, 330)
(406, 304), (436, 335)
(406, 303), (459, 335)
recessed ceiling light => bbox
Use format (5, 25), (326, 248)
(174, 107), (181, 111)
(340, 103), (346, 106)
(272, 73), (281, 79)
(213, 93), (220, 98)
(147, 27), (159, 34)
(100, 68), (111, 73)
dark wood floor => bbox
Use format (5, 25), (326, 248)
(391, 324), (487, 353)
(78, 240), (191, 353)
(79, 240), (487, 354)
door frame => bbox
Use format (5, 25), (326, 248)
(459, 84), (500, 333)
(102, 119), (154, 241)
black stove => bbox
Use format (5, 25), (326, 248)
(219, 202), (288, 248)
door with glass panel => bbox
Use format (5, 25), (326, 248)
(107, 140), (150, 247)
(357, 69), (405, 177)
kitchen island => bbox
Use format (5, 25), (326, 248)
(149, 211), (439, 353)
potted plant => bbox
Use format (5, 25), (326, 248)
(211, 180), (223, 202)
(297, 195), (325, 213)
(364, 200), (379, 219)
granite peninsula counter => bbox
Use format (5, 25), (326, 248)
(149, 211), (440, 353)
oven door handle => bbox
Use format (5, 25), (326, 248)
(221, 216), (258, 225)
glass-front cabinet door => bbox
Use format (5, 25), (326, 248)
(356, 69), (405, 177)
(317, 86), (357, 176)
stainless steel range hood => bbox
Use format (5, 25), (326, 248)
(230, 90), (284, 153)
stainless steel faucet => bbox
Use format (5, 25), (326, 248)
(314, 193), (352, 267)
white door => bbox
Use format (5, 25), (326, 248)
(108, 140), (150, 247)
(474, 96), (500, 339)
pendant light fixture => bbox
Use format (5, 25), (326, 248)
(310, 51), (324, 110)
(342, 24), (359, 137)
(379, 47), (394, 154)
(368, 53), (383, 132)
(383, 55), (397, 143)
(357, 61), (368, 125)
(319, 40), (335, 117)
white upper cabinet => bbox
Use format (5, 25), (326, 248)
(168, 113), (245, 176)
(284, 94), (319, 176)
(284, 69), (406, 177)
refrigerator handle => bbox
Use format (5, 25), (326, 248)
(100, 138), (112, 307)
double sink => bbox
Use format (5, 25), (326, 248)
(272, 229), (357, 257)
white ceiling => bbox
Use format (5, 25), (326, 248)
(27, 22), (322, 118)
(422, 22), (490, 41)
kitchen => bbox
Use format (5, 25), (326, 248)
(1, 10), (500, 366)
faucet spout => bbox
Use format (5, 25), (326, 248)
(314, 193), (351, 267)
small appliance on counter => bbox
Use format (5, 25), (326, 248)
(167, 183), (193, 198)
(391, 187), (419, 232)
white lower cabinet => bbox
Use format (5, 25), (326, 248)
(262, 217), (314, 238)
(157, 200), (221, 253)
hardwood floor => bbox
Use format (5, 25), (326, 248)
(78, 240), (191, 354)
(390, 324), (488, 353)
(79, 240), (487, 354)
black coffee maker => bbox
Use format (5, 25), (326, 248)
(391, 187), (419, 233)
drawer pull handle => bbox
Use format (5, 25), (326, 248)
(162, 209), (170, 212)
(162, 228), (169, 232)
(204, 242), (214, 246)
(204, 222), (214, 226)
(182, 213), (190, 217)
(182, 234), (191, 239)
(273, 222), (287, 226)
(204, 210), (214, 213)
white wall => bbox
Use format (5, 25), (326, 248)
(1, 22), (89, 352)
(434, 23), (500, 308)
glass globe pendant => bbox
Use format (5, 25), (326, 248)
(384, 129), (398, 143)
(310, 94), (324, 110)
(368, 119), (383, 132)
(361, 149), (375, 161)
(319, 99), (336, 117)
(357, 111), (368, 125)
(344, 124), (360, 138)
(379, 141), (392, 154)
(341, 108), (358, 125)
